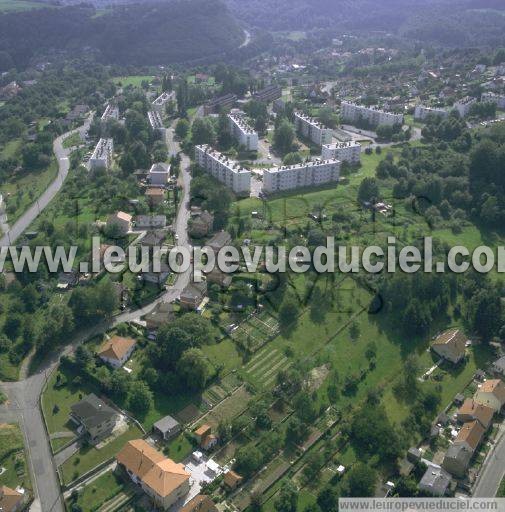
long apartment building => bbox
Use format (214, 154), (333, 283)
(454, 96), (477, 118)
(101, 104), (119, 123)
(152, 91), (176, 113)
(203, 93), (237, 116)
(294, 111), (333, 146)
(262, 159), (341, 194)
(253, 84), (282, 102)
(228, 110), (258, 151)
(195, 145), (251, 195)
(482, 92), (505, 109)
(414, 105), (448, 121)
(322, 141), (361, 165)
(89, 138), (113, 171)
(148, 111), (165, 133)
(341, 101), (404, 127)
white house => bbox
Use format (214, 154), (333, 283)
(149, 163), (170, 186)
(474, 379), (505, 412)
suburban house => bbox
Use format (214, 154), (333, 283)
(491, 356), (505, 377)
(0, 485), (25, 512)
(454, 420), (485, 452)
(431, 329), (467, 364)
(141, 230), (166, 248)
(207, 231), (232, 255)
(474, 379), (505, 412)
(419, 465), (451, 496)
(134, 215), (167, 230)
(153, 415), (181, 441)
(142, 261), (171, 285)
(144, 302), (175, 330)
(97, 335), (137, 369)
(442, 443), (473, 478)
(189, 208), (214, 238)
(180, 281), (208, 311)
(116, 439), (190, 510)
(70, 393), (120, 443)
(107, 212), (132, 235)
(194, 424), (218, 450)
(149, 163), (171, 186)
(180, 494), (218, 512)
(204, 268), (233, 289)
(145, 187), (165, 206)
(223, 470), (243, 491)
(456, 399), (494, 429)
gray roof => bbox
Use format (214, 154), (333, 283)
(207, 231), (231, 250)
(181, 281), (207, 301)
(493, 356), (505, 372)
(444, 443), (472, 469)
(70, 393), (118, 429)
(154, 415), (179, 433)
(420, 466), (451, 496)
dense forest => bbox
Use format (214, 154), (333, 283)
(0, 0), (244, 70)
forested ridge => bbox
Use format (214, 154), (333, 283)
(0, 0), (244, 70)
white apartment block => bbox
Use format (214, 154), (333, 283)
(414, 105), (448, 121)
(152, 91), (176, 113)
(341, 101), (404, 127)
(482, 92), (505, 110)
(149, 162), (171, 186)
(228, 110), (259, 151)
(101, 104), (119, 122)
(262, 159), (341, 194)
(294, 111), (333, 146)
(89, 138), (113, 171)
(454, 96), (477, 118)
(148, 111), (165, 133)
(322, 141), (361, 165)
(195, 145), (251, 195)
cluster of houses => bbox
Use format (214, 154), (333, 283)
(415, 329), (505, 496)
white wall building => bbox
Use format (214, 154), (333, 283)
(414, 105), (448, 121)
(228, 110), (259, 151)
(294, 111), (333, 146)
(195, 145), (251, 195)
(482, 92), (505, 110)
(341, 101), (404, 127)
(101, 104), (119, 123)
(149, 163), (171, 186)
(89, 138), (113, 171)
(322, 141), (361, 165)
(152, 91), (176, 113)
(148, 111), (165, 133)
(454, 97), (477, 118)
(262, 159), (341, 194)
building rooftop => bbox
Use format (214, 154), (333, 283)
(420, 466), (451, 495)
(153, 415), (180, 434)
(98, 335), (136, 362)
(70, 393), (118, 429)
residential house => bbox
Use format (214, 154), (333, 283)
(107, 212), (132, 235)
(134, 215), (167, 230)
(144, 302), (175, 330)
(149, 163), (171, 187)
(141, 230), (166, 248)
(204, 268), (233, 289)
(419, 465), (451, 496)
(180, 281), (208, 310)
(153, 415), (181, 441)
(474, 379), (505, 412)
(180, 495), (218, 512)
(142, 261), (171, 285)
(189, 208), (214, 238)
(223, 470), (243, 491)
(207, 231), (232, 255)
(57, 270), (80, 290)
(194, 424), (217, 450)
(491, 356), (505, 377)
(456, 399), (494, 430)
(442, 443), (473, 478)
(0, 486), (25, 512)
(431, 329), (467, 364)
(70, 393), (120, 443)
(117, 439), (190, 510)
(97, 335), (136, 369)
(145, 187), (165, 206)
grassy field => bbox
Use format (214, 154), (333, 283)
(0, 138), (21, 159)
(60, 424), (143, 485)
(112, 75), (155, 88)
(64, 469), (127, 511)
(0, 0), (47, 11)
(164, 433), (194, 463)
(0, 424), (31, 490)
(62, 132), (82, 149)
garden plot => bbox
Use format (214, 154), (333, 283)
(231, 312), (279, 354)
(243, 348), (291, 389)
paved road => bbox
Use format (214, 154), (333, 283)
(473, 423), (505, 497)
(0, 117), (92, 247)
(0, 119), (192, 512)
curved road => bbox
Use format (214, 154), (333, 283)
(0, 121), (193, 512)
(0, 116), (92, 248)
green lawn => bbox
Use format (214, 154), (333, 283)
(0, 424), (31, 491)
(60, 424), (143, 485)
(62, 132), (82, 149)
(64, 469), (127, 510)
(0, 138), (21, 159)
(164, 433), (194, 463)
(112, 75), (155, 88)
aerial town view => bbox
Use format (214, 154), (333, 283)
(1, 0), (505, 511)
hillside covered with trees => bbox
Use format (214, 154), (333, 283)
(0, 0), (244, 70)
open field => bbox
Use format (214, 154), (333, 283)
(112, 75), (155, 88)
